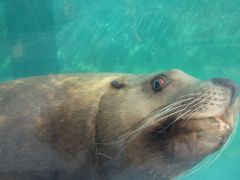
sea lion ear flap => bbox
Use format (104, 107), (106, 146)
(111, 80), (126, 89)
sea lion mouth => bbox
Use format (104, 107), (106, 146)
(149, 95), (239, 146)
(148, 108), (236, 160)
(153, 109), (233, 136)
(151, 82), (239, 137)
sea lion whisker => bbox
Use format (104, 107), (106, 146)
(174, 94), (200, 103)
(159, 109), (195, 132)
(183, 94), (218, 123)
(178, 101), (210, 124)
(177, 94), (213, 121)
(116, 109), (184, 143)
(177, 92), (204, 99)
(142, 103), (190, 128)
(151, 96), (196, 116)
(134, 100), (192, 131)
(121, 109), (188, 143)
(97, 152), (113, 159)
(175, 98), (207, 120)
(153, 104), (189, 119)
(177, 94), (209, 118)
(137, 98), (207, 134)
(159, 98), (211, 131)
(134, 109), (186, 135)
(181, 102), (212, 126)
(149, 97), (199, 126)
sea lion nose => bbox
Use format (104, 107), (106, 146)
(211, 78), (239, 103)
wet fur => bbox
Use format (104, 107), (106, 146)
(0, 71), (238, 180)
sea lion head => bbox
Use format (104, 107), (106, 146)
(96, 69), (239, 179)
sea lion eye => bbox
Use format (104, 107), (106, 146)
(152, 77), (166, 91)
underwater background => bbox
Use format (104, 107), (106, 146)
(0, 0), (239, 179)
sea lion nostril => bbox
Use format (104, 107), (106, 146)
(211, 78), (236, 88)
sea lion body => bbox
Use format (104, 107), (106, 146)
(0, 74), (124, 179)
(0, 70), (239, 179)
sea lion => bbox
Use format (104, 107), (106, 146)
(0, 69), (239, 180)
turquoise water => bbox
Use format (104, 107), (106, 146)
(0, 0), (240, 179)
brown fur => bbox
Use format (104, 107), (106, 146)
(0, 70), (238, 180)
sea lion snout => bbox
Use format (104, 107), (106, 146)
(211, 78), (239, 105)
